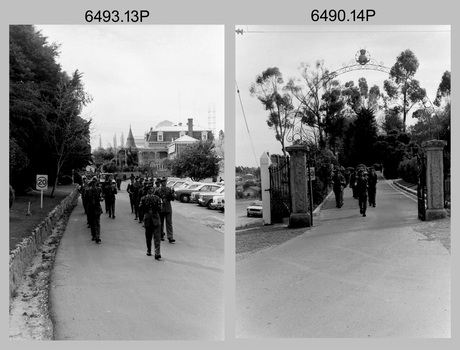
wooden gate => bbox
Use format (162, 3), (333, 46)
(417, 151), (427, 221)
(268, 157), (291, 223)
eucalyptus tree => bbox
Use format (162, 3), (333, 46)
(383, 49), (426, 132)
(286, 60), (331, 148)
(249, 67), (295, 156)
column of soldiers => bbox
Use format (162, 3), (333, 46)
(79, 174), (118, 244)
(79, 173), (176, 258)
(331, 165), (378, 217)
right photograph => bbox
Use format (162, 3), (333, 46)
(235, 25), (451, 338)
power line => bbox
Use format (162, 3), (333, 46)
(235, 80), (259, 167)
(236, 28), (450, 35)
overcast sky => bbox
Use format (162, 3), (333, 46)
(235, 25), (451, 167)
(35, 25), (224, 150)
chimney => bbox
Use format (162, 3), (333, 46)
(187, 118), (193, 136)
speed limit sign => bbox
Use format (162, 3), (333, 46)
(36, 175), (48, 190)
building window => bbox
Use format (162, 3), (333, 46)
(158, 134), (163, 141)
(202, 131), (207, 141)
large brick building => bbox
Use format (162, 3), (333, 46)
(126, 118), (214, 169)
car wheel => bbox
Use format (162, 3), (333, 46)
(180, 194), (189, 203)
(247, 212), (250, 217)
(206, 200), (213, 209)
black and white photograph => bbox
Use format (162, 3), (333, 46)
(235, 25), (451, 338)
(6, 0), (458, 348)
(9, 24), (225, 340)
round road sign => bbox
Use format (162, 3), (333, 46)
(36, 175), (48, 190)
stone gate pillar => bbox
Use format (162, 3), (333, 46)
(260, 152), (272, 225)
(422, 140), (447, 221)
(286, 145), (310, 228)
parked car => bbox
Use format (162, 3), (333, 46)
(247, 200), (263, 217)
(166, 178), (181, 187)
(172, 180), (194, 190)
(211, 194), (225, 212)
(197, 186), (225, 208)
(174, 183), (222, 203)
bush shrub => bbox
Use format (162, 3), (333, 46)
(310, 147), (336, 206)
(398, 157), (419, 183)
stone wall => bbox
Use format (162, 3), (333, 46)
(9, 186), (80, 297)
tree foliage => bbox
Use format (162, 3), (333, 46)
(166, 141), (220, 182)
(374, 130), (411, 179)
(434, 70), (451, 107)
(9, 25), (92, 193)
(383, 49), (426, 132)
(286, 60), (331, 148)
(250, 67), (294, 156)
(340, 107), (378, 167)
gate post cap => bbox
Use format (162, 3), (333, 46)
(422, 140), (447, 149)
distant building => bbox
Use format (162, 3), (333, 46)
(126, 118), (214, 170)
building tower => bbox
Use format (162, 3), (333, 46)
(125, 126), (137, 149)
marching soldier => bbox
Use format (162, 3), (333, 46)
(132, 177), (141, 220)
(86, 176), (104, 243)
(367, 166), (378, 207)
(155, 176), (176, 243)
(349, 168), (358, 199)
(126, 177), (136, 214)
(139, 180), (163, 259)
(79, 176), (90, 227)
(331, 168), (346, 208)
(355, 169), (369, 217)
(104, 179), (118, 218)
(137, 178), (147, 224)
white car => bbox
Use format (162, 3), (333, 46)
(246, 200), (263, 217)
(175, 183), (221, 203)
(197, 186), (225, 208)
(211, 195), (225, 212)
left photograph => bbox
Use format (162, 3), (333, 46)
(9, 25), (225, 340)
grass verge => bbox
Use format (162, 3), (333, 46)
(9, 185), (75, 253)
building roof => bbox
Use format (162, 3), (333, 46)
(154, 124), (208, 132)
(125, 126), (137, 148)
(172, 135), (199, 143)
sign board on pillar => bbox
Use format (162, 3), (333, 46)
(307, 167), (316, 180)
(36, 175), (48, 190)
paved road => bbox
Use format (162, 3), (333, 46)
(50, 183), (224, 340)
(236, 177), (450, 338)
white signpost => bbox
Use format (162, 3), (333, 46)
(36, 174), (48, 209)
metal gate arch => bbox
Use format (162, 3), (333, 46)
(268, 156), (291, 223)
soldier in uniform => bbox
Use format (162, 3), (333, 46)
(137, 178), (147, 224)
(155, 176), (176, 243)
(104, 179), (118, 219)
(349, 168), (358, 199)
(331, 168), (346, 208)
(79, 176), (90, 227)
(367, 166), (378, 207)
(132, 177), (141, 220)
(86, 176), (104, 243)
(355, 169), (369, 217)
(139, 180), (163, 259)
(126, 177), (136, 214)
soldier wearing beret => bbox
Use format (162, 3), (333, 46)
(355, 169), (369, 217)
(137, 178), (147, 224)
(104, 179), (118, 219)
(155, 176), (176, 243)
(331, 168), (346, 208)
(139, 181), (163, 259)
(85, 176), (104, 243)
(367, 167), (378, 207)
